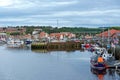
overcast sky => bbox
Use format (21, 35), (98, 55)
(0, 0), (120, 27)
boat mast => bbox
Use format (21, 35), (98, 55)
(102, 27), (104, 47)
(108, 28), (110, 45)
(107, 27), (111, 50)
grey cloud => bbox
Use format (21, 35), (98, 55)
(0, 0), (120, 27)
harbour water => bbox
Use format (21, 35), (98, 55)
(0, 45), (120, 80)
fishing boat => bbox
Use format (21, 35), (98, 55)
(90, 47), (110, 70)
(90, 55), (106, 70)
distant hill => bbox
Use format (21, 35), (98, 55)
(2, 26), (120, 34)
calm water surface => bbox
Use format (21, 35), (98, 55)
(0, 45), (120, 80)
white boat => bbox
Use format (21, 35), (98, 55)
(7, 38), (24, 48)
(93, 47), (112, 61)
(93, 47), (104, 55)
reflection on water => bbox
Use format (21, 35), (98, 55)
(32, 49), (48, 53)
(91, 68), (106, 80)
(0, 45), (120, 80)
(107, 69), (120, 80)
(32, 49), (120, 80)
(91, 68), (120, 80)
(32, 49), (85, 53)
(91, 68), (106, 75)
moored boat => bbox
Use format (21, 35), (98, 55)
(25, 39), (32, 45)
(90, 55), (107, 70)
(7, 38), (24, 48)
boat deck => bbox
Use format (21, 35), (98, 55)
(105, 57), (120, 69)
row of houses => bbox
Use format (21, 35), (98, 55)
(96, 29), (120, 45)
(0, 27), (120, 43)
(0, 28), (76, 42)
(97, 29), (120, 38)
(33, 31), (76, 42)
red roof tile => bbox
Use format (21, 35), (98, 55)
(99, 29), (120, 37)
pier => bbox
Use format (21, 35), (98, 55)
(31, 41), (83, 50)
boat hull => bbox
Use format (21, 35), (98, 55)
(91, 63), (106, 70)
(91, 67), (106, 75)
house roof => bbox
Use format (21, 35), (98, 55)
(39, 32), (48, 37)
(98, 29), (120, 37)
(50, 33), (62, 38)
